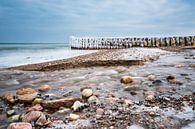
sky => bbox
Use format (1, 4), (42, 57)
(0, 0), (195, 43)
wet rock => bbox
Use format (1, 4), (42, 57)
(145, 95), (155, 103)
(63, 90), (73, 97)
(2, 93), (15, 103)
(27, 104), (43, 112)
(70, 113), (80, 120)
(17, 92), (37, 103)
(174, 64), (184, 68)
(42, 97), (79, 109)
(149, 111), (156, 117)
(124, 85), (140, 91)
(121, 76), (133, 84)
(88, 96), (100, 104)
(7, 110), (15, 116)
(39, 85), (51, 92)
(82, 89), (93, 98)
(16, 88), (37, 102)
(32, 98), (43, 105)
(96, 108), (104, 115)
(72, 101), (85, 111)
(148, 74), (156, 81)
(7, 122), (32, 129)
(16, 88), (35, 95)
(8, 115), (20, 123)
(166, 75), (175, 82)
(21, 111), (48, 126)
(152, 80), (163, 85)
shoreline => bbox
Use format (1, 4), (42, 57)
(9, 47), (171, 71)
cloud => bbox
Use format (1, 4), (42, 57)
(0, 0), (195, 42)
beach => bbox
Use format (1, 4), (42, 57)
(0, 47), (194, 129)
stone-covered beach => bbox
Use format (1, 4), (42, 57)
(0, 47), (194, 129)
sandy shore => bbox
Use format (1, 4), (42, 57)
(10, 48), (168, 71)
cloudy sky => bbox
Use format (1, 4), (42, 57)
(0, 0), (195, 43)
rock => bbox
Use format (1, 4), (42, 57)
(8, 115), (20, 123)
(39, 85), (51, 92)
(174, 64), (184, 68)
(81, 89), (93, 98)
(72, 101), (85, 111)
(121, 76), (133, 84)
(109, 92), (117, 97)
(42, 97), (80, 109)
(2, 93), (15, 103)
(96, 108), (104, 115)
(63, 90), (73, 97)
(166, 75), (175, 82)
(27, 104), (43, 112)
(7, 110), (15, 116)
(16, 88), (35, 95)
(16, 88), (37, 102)
(147, 74), (156, 81)
(21, 111), (48, 126)
(32, 98), (43, 105)
(7, 122), (32, 129)
(149, 111), (156, 117)
(145, 95), (155, 103)
(70, 113), (80, 120)
(124, 85), (140, 91)
(152, 80), (163, 85)
(17, 92), (38, 103)
(88, 96), (100, 105)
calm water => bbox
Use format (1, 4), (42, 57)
(0, 43), (95, 68)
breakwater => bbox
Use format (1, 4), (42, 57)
(70, 36), (195, 49)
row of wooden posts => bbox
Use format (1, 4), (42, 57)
(70, 36), (195, 49)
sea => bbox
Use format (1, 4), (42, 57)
(0, 43), (95, 68)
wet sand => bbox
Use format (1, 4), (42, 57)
(0, 47), (194, 129)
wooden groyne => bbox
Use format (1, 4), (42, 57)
(70, 36), (195, 49)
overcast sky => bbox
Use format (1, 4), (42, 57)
(0, 0), (195, 43)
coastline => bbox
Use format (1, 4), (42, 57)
(9, 47), (169, 71)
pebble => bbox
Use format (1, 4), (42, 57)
(72, 101), (85, 111)
(149, 111), (156, 117)
(16, 88), (35, 95)
(7, 110), (15, 116)
(27, 104), (43, 112)
(145, 95), (155, 103)
(148, 74), (156, 81)
(124, 99), (133, 106)
(8, 115), (20, 123)
(82, 89), (93, 98)
(3, 93), (15, 103)
(96, 108), (104, 115)
(7, 122), (32, 129)
(166, 75), (175, 82)
(32, 98), (43, 105)
(70, 113), (80, 120)
(88, 96), (100, 104)
(39, 85), (51, 92)
(152, 80), (163, 85)
(121, 76), (133, 84)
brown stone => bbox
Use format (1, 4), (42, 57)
(121, 76), (133, 84)
(166, 75), (175, 82)
(96, 108), (104, 115)
(147, 74), (156, 81)
(42, 97), (80, 109)
(2, 92), (15, 103)
(16, 88), (35, 95)
(70, 113), (80, 120)
(144, 91), (155, 96)
(21, 111), (48, 126)
(27, 104), (43, 112)
(39, 85), (51, 92)
(7, 122), (32, 129)
(17, 92), (38, 102)
(81, 89), (93, 98)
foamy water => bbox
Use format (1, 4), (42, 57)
(0, 43), (96, 68)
